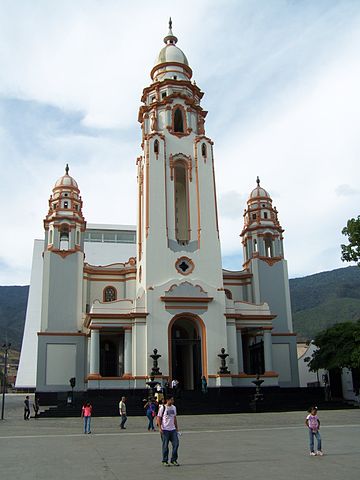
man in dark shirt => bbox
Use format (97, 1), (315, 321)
(24, 396), (30, 420)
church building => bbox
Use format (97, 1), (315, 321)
(17, 22), (299, 394)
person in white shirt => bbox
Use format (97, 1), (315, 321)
(119, 396), (127, 429)
(157, 396), (180, 467)
(171, 379), (179, 397)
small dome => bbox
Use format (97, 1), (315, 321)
(155, 44), (189, 67)
(54, 164), (79, 190)
(250, 186), (270, 199)
(249, 177), (270, 200)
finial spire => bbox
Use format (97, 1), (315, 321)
(256, 176), (260, 186)
(65, 164), (69, 175)
(164, 17), (178, 44)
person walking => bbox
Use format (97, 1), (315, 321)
(24, 396), (30, 420)
(155, 383), (164, 403)
(201, 376), (208, 394)
(81, 401), (92, 434)
(305, 406), (323, 456)
(144, 397), (157, 431)
(33, 397), (40, 418)
(171, 379), (179, 398)
(157, 396), (180, 467)
(119, 396), (127, 429)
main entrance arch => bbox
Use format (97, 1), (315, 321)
(168, 314), (206, 391)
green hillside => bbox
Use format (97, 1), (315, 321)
(0, 286), (29, 350)
(289, 266), (360, 339)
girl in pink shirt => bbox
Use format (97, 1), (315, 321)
(81, 402), (92, 434)
(305, 406), (323, 456)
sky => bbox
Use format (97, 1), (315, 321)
(0, 0), (360, 285)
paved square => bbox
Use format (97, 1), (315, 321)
(1, 395), (360, 479)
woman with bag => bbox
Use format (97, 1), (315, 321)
(144, 397), (157, 431)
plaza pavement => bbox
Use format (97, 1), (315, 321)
(0, 394), (359, 479)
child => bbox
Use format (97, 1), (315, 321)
(81, 401), (92, 434)
(305, 406), (323, 456)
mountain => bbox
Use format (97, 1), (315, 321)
(0, 267), (360, 352)
(0, 286), (29, 350)
(289, 266), (360, 339)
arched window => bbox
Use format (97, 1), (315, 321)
(103, 286), (117, 302)
(59, 225), (69, 250)
(154, 139), (159, 155)
(201, 143), (207, 157)
(174, 108), (184, 133)
(264, 235), (273, 257)
(225, 289), (233, 300)
(76, 230), (80, 245)
(174, 162), (190, 244)
(253, 239), (258, 253)
(49, 229), (53, 245)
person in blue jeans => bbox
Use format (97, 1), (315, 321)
(305, 406), (323, 456)
(81, 402), (92, 434)
(144, 398), (156, 431)
(157, 396), (180, 467)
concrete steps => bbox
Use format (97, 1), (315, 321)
(38, 387), (354, 418)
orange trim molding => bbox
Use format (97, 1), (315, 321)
(160, 296), (213, 303)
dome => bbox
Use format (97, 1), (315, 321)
(250, 186), (270, 199)
(155, 43), (189, 67)
(249, 177), (270, 200)
(54, 164), (79, 190)
(154, 18), (189, 69)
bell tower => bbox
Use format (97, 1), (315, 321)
(136, 20), (223, 291)
(240, 178), (299, 386)
(41, 165), (86, 332)
(134, 21), (227, 384)
(36, 165), (87, 394)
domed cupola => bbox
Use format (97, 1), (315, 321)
(243, 177), (280, 230)
(54, 166), (79, 190)
(241, 177), (284, 266)
(151, 18), (193, 82)
(44, 165), (86, 254)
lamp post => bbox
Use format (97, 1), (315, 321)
(1, 342), (11, 420)
(69, 377), (76, 406)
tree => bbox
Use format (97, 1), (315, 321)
(308, 321), (360, 372)
(341, 216), (360, 265)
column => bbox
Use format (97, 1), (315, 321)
(263, 329), (273, 372)
(90, 328), (100, 375)
(226, 321), (238, 374)
(124, 327), (132, 376)
(236, 329), (244, 373)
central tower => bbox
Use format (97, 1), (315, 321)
(135, 21), (226, 386)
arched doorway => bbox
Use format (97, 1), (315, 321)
(169, 316), (204, 391)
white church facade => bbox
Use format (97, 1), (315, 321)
(17, 22), (299, 394)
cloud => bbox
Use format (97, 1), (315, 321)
(218, 191), (247, 219)
(335, 184), (360, 196)
(1, 1), (360, 284)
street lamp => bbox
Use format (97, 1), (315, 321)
(1, 342), (11, 420)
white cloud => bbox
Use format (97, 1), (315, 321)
(335, 184), (360, 196)
(1, 1), (360, 284)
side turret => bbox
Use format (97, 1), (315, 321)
(40, 165), (86, 332)
(241, 177), (284, 267)
(44, 164), (86, 254)
(36, 165), (87, 394)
